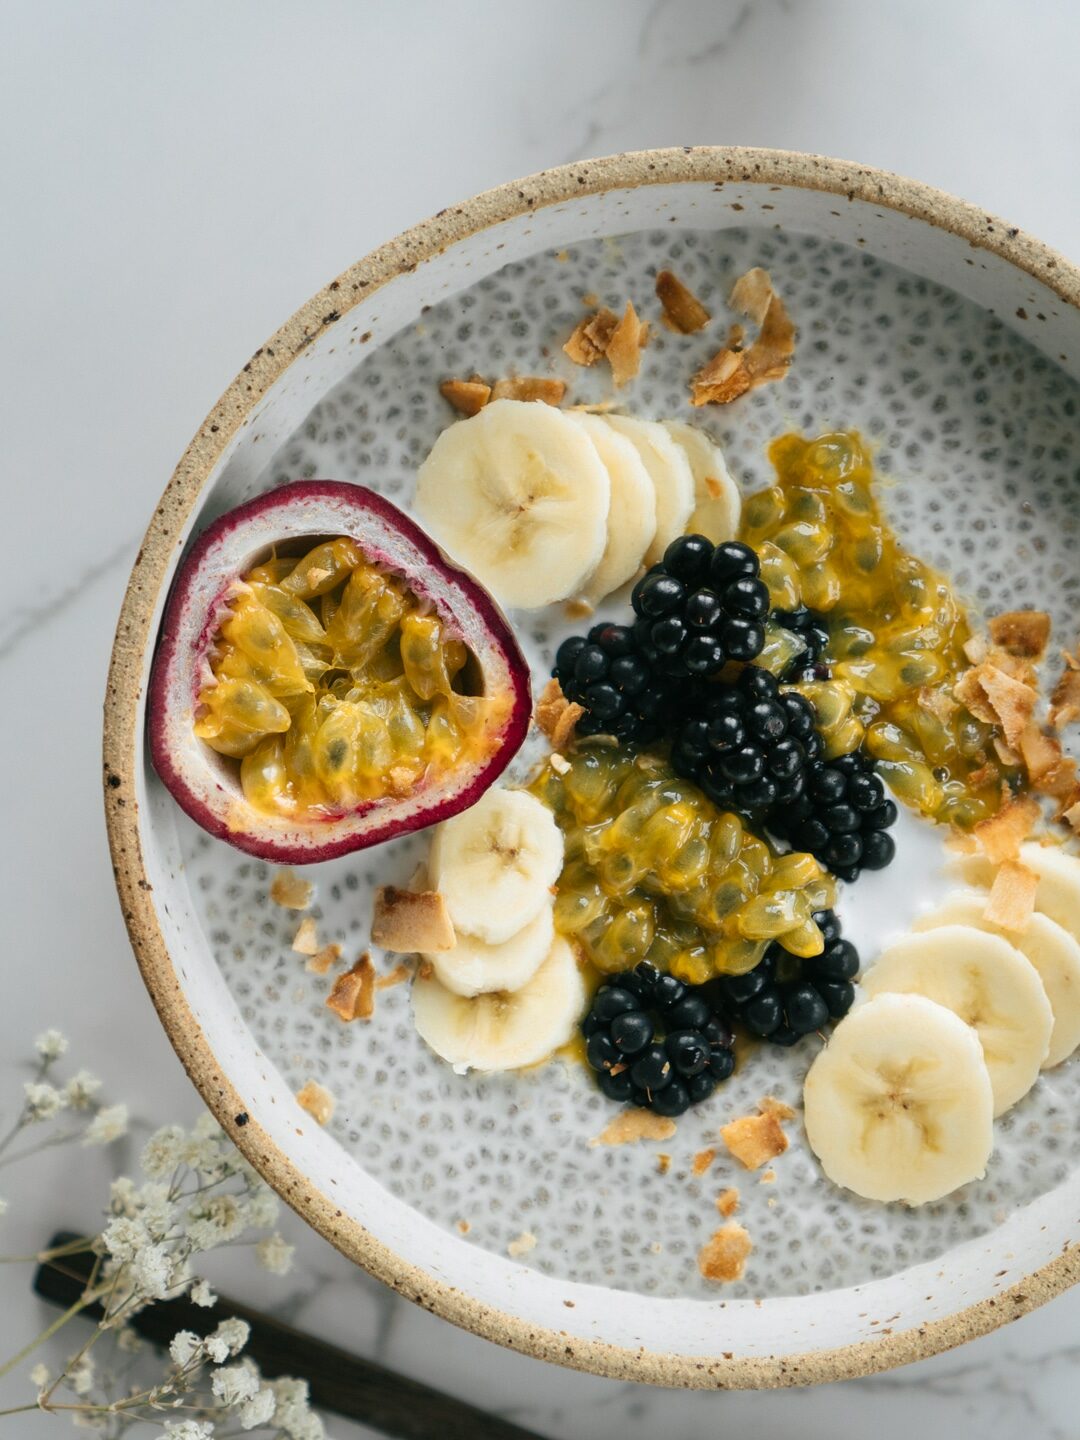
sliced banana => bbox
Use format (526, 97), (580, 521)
(803, 992), (994, 1205)
(951, 843), (1080, 932)
(663, 419), (741, 544)
(429, 788), (564, 945)
(603, 414), (695, 565)
(861, 925), (1052, 1114)
(568, 412), (657, 602)
(414, 398), (610, 610)
(426, 903), (555, 999)
(914, 890), (1080, 1069)
(412, 935), (586, 1073)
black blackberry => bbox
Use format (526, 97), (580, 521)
(717, 909), (860, 1045)
(554, 623), (669, 743)
(768, 748), (898, 881)
(582, 961), (735, 1116)
(773, 606), (832, 682)
(631, 536), (769, 677)
(670, 664), (820, 821)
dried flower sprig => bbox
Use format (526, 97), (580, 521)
(0, 1032), (324, 1438)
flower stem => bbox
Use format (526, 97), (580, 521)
(0, 1286), (104, 1380)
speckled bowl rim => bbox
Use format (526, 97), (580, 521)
(104, 146), (1080, 1389)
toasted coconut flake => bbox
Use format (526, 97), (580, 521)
(964, 634), (990, 665)
(1050, 668), (1080, 729)
(534, 677), (584, 751)
(918, 687), (959, 725)
(1062, 799), (1080, 835)
(507, 1231), (537, 1259)
(984, 860), (1039, 932)
(954, 666), (998, 724)
(605, 302), (649, 387)
(490, 375), (567, 406)
(457, 1218), (471, 1234)
(759, 1169), (776, 1185)
(721, 1106), (790, 1170)
(270, 869), (313, 910)
(295, 1080), (334, 1127)
(989, 610), (1051, 660)
(326, 953), (376, 1022)
(375, 961), (413, 990)
(698, 1223), (753, 1283)
(306, 942), (341, 976)
(759, 1095), (796, 1121)
(589, 1108), (678, 1147)
(290, 916), (319, 956)
(689, 267), (794, 407)
(563, 307), (618, 366)
(716, 1187), (740, 1217)
(945, 828), (979, 854)
(549, 752), (571, 775)
(966, 762), (1000, 790)
(977, 666), (1038, 748)
(1036, 756), (1079, 800)
(973, 794), (1041, 864)
(656, 1153), (672, 1175)
(655, 269), (711, 333)
(691, 1148), (717, 1177)
(1020, 724), (1063, 781)
(439, 377), (491, 416)
(993, 735), (1023, 767)
(371, 886), (455, 953)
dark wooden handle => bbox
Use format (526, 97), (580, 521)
(34, 1233), (549, 1440)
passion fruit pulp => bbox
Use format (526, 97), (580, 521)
(148, 482), (531, 862)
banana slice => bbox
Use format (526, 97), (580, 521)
(414, 398), (610, 610)
(603, 415), (695, 564)
(568, 412), (657, 602)
(426, 902), (555, 999)
(803, 992), (994, 1205)
(412, 935), (586, 1073)
(951, 843), (1080, 936)
(914, 890), (1080, 1069)
(861, 925), (1052, 1114)
(429, 788), (564, 945)
(663, 420), (742, 544)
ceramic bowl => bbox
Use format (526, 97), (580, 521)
(104, 147), (1080, 1387)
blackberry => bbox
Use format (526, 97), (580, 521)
(718, 909), (860, 1044)
(773, 605), (832, 682)
(768, 748), (897, 881)
(631, 536), (769, 677)
(582, 961), (735, 1115)
(554, 623), (669, 743)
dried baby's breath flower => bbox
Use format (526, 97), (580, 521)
(239, 1386), (278, 1428)
(35, 1028), (68, 1061)
(256, 1232), (295, 1275)
(269, 869), (313, 910)
(142, 1124), (186, 1178)
(655, 269), (711, 332)
(29, 1362), (50, 1389)
(439, 376), (492, 416)
(211, 1359), (260, 1406)
(190, 1278), (217, 1308)
(63, 1069), (102, 1110)
(291, 916), (319, 956)
(371, 887), (455, 953)
(163, 1422), (215, 1440)
(206, 1316), (250, 1362)
(23, 1081), (64, 1121)
(295, 1079), (334, 1127)
(186, 1193), (246, 1251)
(984, 859), (1039, 931)
(698, 1222), (752, 1282)
(326, 954), (377, 1022)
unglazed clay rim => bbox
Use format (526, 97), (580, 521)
(103, 147), (1080, 1389)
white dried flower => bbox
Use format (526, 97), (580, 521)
(116, 1324), (142, 1354)
(29, 1363), (50, 1389)
(212, 1316), (250, 1358)
(129, 1243), (172, 1300)
(243, 1184), (279, 1230)
(24, 1081), (64, 1121)
(109, 1176), (138, 1217)
(211, 1361), (259, 1406)
(72, 1415), (108, 1432)
(83, 1104), (128, 1145)
(163, 1422), (216, 1439)
(141, 1124), (186, 1178)
(169, 1330), (203, 1368)
(238, 1386), (277, 1429)
(190, 1278), (217, 1308)
(255, 1233), (295, 1276)
(193, 1112), (223, 1141)
(63, 1069), (102, 1110)
(67, 1353), (95, 1395)
(102, 1216), (150, 1262)
(270, 1377), (325, 1440)
(136, 1181), (177, 1238)
(187, 1193), (246, 1251)
(35, 1029), (68, 1061)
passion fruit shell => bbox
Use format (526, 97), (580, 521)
(148, 481), (531, 863)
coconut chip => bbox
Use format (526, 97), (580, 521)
(918, 686), (959, 725)
(290, 916), (319, 956)
(375, 961), (413, 990)
(989, 610), (1052, 660)
(1061, 800), (1080, 836)
(655, 269), (711, 333)
(306, 942), (341, 976)
(589, 1109), (678, 1147)
(549, 752), (571, 775)
(605, 302), (649, 387)
(697, 1223), (753, 1283)
(973, 665), (1038, 749)
(507, 1231), (537, 1259)
(1036, 756), (1080, 800)
(1020, 724), (1064, 781)
(716, 1187), (740, 1217)
(325, 953), (377, 1022)
(295, 1080), (334, 1127)
(439, 377), (491, 416)
(371, 886), (455, 953)
(534, 677), (584, 751)
(689, 267), (794, 407)
(656, 1153), (672, 1175)
(973, 793), (1041, 864)
(691, 1148), (717, 1177)
(1050, 667), (1080, 729)
(490, 376), (567, 406)
(720, 1104), (790, 1171)
(270, 869), (313, 911)
(563, 307), (619, 366)
(993, 735), (1023, 768)
(983, 860), (1039, 932)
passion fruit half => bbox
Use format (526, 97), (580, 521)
(148, 481), (531, 863)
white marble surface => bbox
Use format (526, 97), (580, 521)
(2, 0), (1080, 1434)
